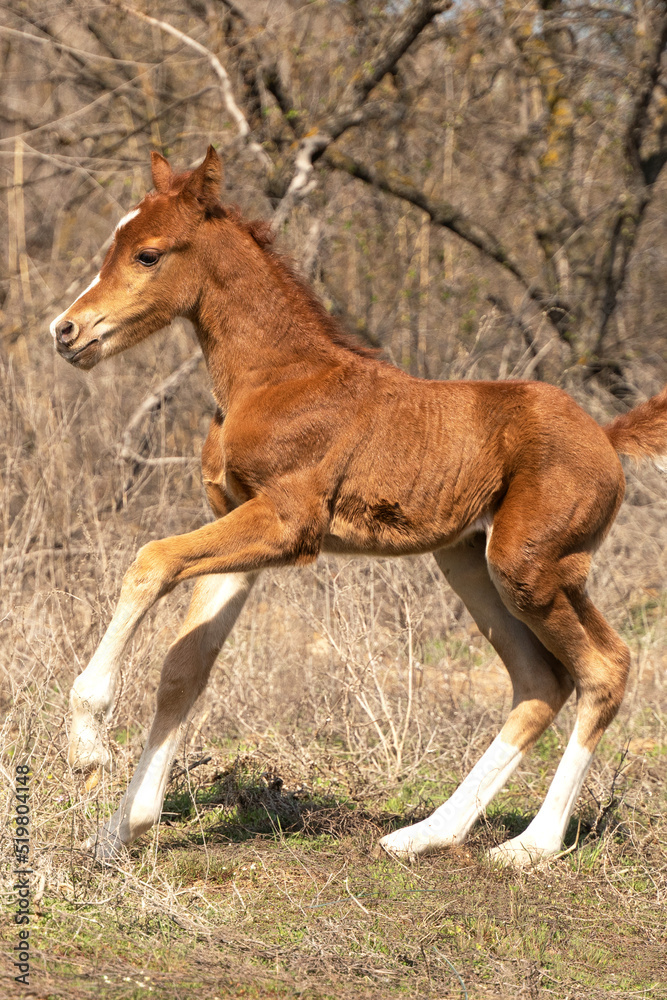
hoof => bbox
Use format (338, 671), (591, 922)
(379, 820), (455, 859)
(84, 827), (125, 862)
(379, 831), (418, 861)
(489, 835), (559, 868)
(68, 727), (111, 771)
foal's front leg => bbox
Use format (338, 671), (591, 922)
(73, 493), (320, 854)
(88, 572), (256, 857)
(69, 493), (317, 773)
(69, 580), (152, 771)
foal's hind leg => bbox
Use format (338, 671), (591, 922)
(485, 528), (630, 865)
(380, 533), (574, 858)
(86, 572), (256, 858)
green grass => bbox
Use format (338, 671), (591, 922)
(28, 833), (667, 1000)
(6, 722), (665, 1000)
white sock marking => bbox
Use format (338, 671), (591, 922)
(381, 734), (523, 855)
(79, 572), (258, 848)
(111, 730), (183, 843)
(429, 735), (521, 838)
(509, 721), (592, 855)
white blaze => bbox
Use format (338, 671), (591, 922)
(115, 207), (140, 232)
(50, 273), (100, 338)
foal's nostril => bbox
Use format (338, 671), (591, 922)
(56, 319), (79, 345)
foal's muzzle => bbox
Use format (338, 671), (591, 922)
(54, 318), (79, 346)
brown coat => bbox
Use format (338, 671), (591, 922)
(54, 147), (667, 862)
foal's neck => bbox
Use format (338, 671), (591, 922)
(191, 219), (363, 409)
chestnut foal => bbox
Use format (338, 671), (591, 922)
(52, 148), (667, 863)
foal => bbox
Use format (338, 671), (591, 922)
(52, 147), (667, 864)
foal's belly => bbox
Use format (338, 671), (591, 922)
(322, 439), (500, 558)
(322, 506), (490, 558)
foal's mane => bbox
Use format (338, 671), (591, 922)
(163, 165), (377, 359)
(213, 202), (378, 361)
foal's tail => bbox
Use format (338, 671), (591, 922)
(605, 384), (667, 461)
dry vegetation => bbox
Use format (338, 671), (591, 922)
(2, 1), (667, 997)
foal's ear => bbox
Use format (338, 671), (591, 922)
(151, 151), (173, 194)
(185, 145), (223, 208)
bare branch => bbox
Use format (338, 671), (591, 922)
(119, 349), (203, 460)
(323, 148), (567, 323)
(108, 348), (204, 513)
(330, 0), (452, 121)
(589, 3), (667, 370)
(116, 446), (197, 467)
(273, 0), (453, 225)
(0, 71), (156, 148)
(112, 2), (270, 169)
(625, 1), (667, 180)
(0, 23), (155, 65)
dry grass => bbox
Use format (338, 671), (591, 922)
(1, 337), (667, 999)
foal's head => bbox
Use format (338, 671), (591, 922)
(50, 147), (226, 370)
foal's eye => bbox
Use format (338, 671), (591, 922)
(137, 250), (161, 267)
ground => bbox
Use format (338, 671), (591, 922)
(2, 668), (666, 1000)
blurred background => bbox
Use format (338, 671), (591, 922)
(5, 0), (667, 386)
